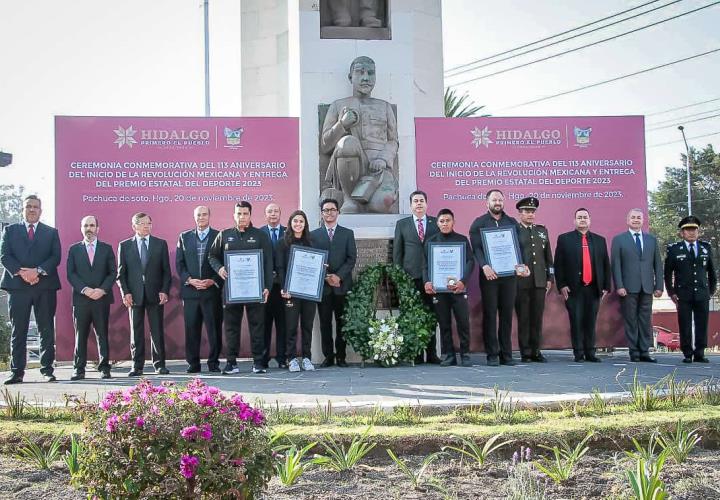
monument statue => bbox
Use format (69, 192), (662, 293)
(320, 56), (399, 214)
(328, 0), (383, 28)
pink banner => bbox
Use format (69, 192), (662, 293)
(55, 116), (299, 361)
(415, 116), (646, 350)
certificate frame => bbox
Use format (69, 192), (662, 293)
(480, 227), (522, 277)
(428, 242), (465, 293)
(224, 249), (264, 304)
(284, 245), (329, 302)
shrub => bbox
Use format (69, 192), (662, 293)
(76, 378), (274, 499)
(0, 313), (10, 364)
(534, 431), (593, 484)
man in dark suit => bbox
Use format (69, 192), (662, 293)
(310, 198), (357, 367)
(176, 206), (223, 373)
(259, 202), (287, 369)
(208, 201), (274, 374)
(515, 197), (553, 363)
(664, 215), (717, 363)
(554, 208), (611, 363)
(66, 215), (116, 380)
(117, 212), (171, 376)
(611, 208), (663, 363)
(1, 195), (61, 384)
(393, 190), (440, 364)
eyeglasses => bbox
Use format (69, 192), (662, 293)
(321, 208), (338, 213)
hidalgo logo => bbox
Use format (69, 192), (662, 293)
(113, 125), (211, 148)
(113, 125), (138, 149)
(470, 126), (493, 148)
(223, 126), (244, 149)
(574, 126), (592, 147)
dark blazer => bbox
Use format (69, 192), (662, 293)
(208, 225), (274, 291)
(554, 230), (611, 296)
(175, 228), (221, 299)
(259, 224), (286, 244)
(117, 235), (171, 305)
(611, 231), (663, 294)
(393, 215), (438, 280)
(310, 225), (357, 295)
(260, 224), (286, 285)
(664, 240), (717, 301)
(66, 240), (116, 306)
(0, 221), (61, 291)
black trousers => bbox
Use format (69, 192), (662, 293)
(72, 301), (110, 374)
(677, 297), (709, 358)
(129, 302), (166, 370)
(413, 278), (438, 355)
(565, 285), (599, 357)
(183, 293), (223, 370)
(434, 293), (470, 355)
(621, 292), (653, 357)
(224, 302), (265, 365)
(515, 287), (547, 357)
(479, 275), (517, 361)
(285, 297), (315, 359)
(318, 292), (346, 360)
(263, 283), (287, 365)
(8, 288), (57, 377)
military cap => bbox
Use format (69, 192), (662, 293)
(678, 215), (702, 229)
(516, 196), (539, 211)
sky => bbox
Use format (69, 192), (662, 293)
(1, 0), (718, 222)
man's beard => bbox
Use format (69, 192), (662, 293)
(489, 205), (503, 214)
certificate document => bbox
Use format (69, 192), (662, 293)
(480, 227), (522, 277)
(429, 242), (465, 293)
(225, 249), (264, 303)
(285, 245), (328, 302)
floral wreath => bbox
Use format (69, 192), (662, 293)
(342, 263), (435, 364)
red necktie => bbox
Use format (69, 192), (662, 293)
(28, 224), (35, 241)
(582, 233), (592, 285)
(417, 219), (424, 242)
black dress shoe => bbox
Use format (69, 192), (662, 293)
(70, 373), (85, 381)
(694, 356), (710, 363)
(532, 353), (548, 363)
(3, 375), (23, 385)
(207, 366), (221, 373)
(639, 355), (657, 363)
(500, 359), (517, 366)
(320, 358), (335, 368)
(155, 367), (170, 375)
(585, 356), (602, 363)
(682, 357), (693, 364)
(43, 374), (57, 382)
(460, 354), (472, 367)
(186, 367), (201, 374)
(521, 356), (533, 363)
(336, 359), (348, 368)
(630, 356), (640, 362)
(574, 356), (585, 363)
(128, 370), (143, 377)
(101, 371), (112, 379)
(440, 354), (457, 366)
(487, 357), (500, 367)
(426, 354), (442, 365)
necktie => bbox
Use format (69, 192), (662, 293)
(87, 243), (95, 265)
(28, 224), (34, 241)
(140, 238), (149, 270)
(634, 233), (642, 256)
(690, 242), (696, 259)
(417, 218), (425, 242)
(581, 233), (592, 285)
(328, 227), (334, 241)
(271, 227), (278, 245)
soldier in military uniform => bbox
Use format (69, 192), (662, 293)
(514, 197), (553, 363)
(664, 216), (717, 363)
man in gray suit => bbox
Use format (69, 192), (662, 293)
(611, 208), (663, 362)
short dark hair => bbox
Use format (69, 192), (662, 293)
(320, 198), (339, 210)
(23, 194), (41, 206)
(235, 201), (253, 213)
(575, 207), (590, 216)
(437, 208), (454, 219)
(409, 190), (427, 203)
(486, 189), (504, 199)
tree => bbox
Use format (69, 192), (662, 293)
(444, 88), (487, 118)
(0, 184), (25, 224)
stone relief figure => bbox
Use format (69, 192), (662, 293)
(320, 56), (399, 214)
(329, 0), (383, 28)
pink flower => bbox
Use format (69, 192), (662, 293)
(230, 457), (244, 467)
(121, 412), (130, 423)
(135, 416), (145, 428)
(193, 393), (217, 407)
(200, 424), (213, 441)
(106, 414), (120, 433)
(180, 455), (200, 479)
(181, 425), (199, 440)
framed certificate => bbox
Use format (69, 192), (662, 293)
(428, 242), (465, 293)
(284, 245), (328, 302)
(224, 249), (264, 304)
(480, 227), (523, 277)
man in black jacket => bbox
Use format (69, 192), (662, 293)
(554, 208), (611, 362)
(176, 206), (223, 373)
(117, 212), (172, 376)
(1, 195), (61, 384)
(66, 215), (116, 380)
(208, 201), (273, 374)
(259, 202), (287, 369)
(423, 208), (475, 366)
(310, 198), (357, 367)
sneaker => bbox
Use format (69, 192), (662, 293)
(302, 358), (315, 371)
(223, 363), (240, 375)
(288, 358), (301, 372)
(252, 364), (267, 374)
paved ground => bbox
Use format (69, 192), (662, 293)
(2, 350), (719, 411)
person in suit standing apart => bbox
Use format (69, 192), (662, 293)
(208, 201), (274, 374)
(469, 189), (527, 367)
(664, 215), (716, 363)
(310, 198), (357, 367)
(176, 206), (223, 374)
(393, 190), (441, 364)
(554, 208), (611, 363)
(66, 215), (116, 380)
(117, 212), (171, 376)
(611, 208), (663, 363)
(1, 195), (61, 384)
(515, 197), (553, 363)
(259, 202), (287, 369)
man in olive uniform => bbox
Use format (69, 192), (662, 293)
(514, 197), (553, 363)
(664, 216), (716, 363)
